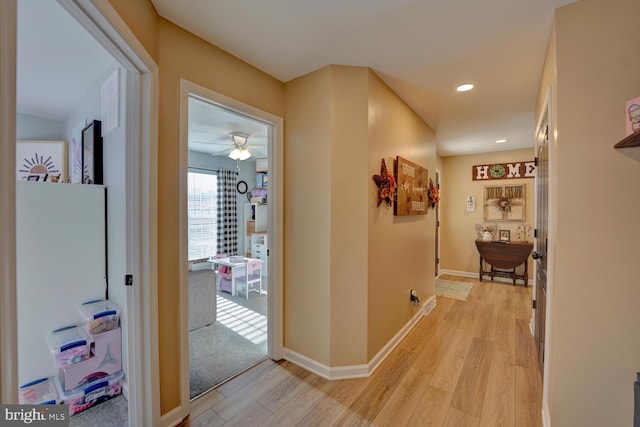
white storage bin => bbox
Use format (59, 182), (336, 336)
(78, 300), (120, 335)
(19, 377), (59, 405)
(55, 371), (124, 416)
(47, 325), (91, 367)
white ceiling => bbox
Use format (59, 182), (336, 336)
(17, 0), (577, 158)
(189, 97), (269, 159)
(151, 0), (576, 156)
(16, 0), (115, 121)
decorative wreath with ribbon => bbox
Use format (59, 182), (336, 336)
(372, 159), (397, 207)
(427, 178), (439, 209)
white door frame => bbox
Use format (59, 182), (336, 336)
(177, 79), (284, 418)
(0, 1), (160, 425)
(0, 0), (18, 404)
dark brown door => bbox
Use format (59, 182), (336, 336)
(533, 118), (549, 375)
(435, 171), (440, 276)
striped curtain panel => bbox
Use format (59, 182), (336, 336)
(216, 169), (238, 255)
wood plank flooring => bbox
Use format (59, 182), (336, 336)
(178, 275), (542, 427)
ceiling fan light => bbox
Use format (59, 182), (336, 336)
(229, 148), (251, 161)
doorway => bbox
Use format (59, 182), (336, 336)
(178, 80), (283, 408)
(185, 103), (269, 398)
(1, 1), (159, 425)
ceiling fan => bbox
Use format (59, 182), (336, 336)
(193, 131), (263, 160)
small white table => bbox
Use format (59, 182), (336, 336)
(208, 256), (260, 297)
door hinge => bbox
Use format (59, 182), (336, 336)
(436, 220), (440, 227)
(125, 274), (133, 286)
(267, 249), (270, 256)
(534, 157), (539, 166)
(436, 257), (440, 265)
(534, 229), (538, 238)
(532, 300), (537, 309)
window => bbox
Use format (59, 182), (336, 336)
(188, 171), (217, 261)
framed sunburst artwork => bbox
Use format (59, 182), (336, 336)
(16, 140), (67, 182)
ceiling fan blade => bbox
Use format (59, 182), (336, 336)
(210, 148), (232, 155)
(191, 140), (229, 146)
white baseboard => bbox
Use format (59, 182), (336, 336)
(423, 294), (437, 316)
(283, 295), (437, 380)
(542, 398), (550, 427)
(282, 348), (369, 380)
(530, 316), (535, 337)
(439, 269), (533, 287)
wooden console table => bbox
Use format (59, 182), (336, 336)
(475, 240), (533, 286)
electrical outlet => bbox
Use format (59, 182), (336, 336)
(410, 289), (420, 306)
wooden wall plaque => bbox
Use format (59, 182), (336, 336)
(395, 156), (428, 216)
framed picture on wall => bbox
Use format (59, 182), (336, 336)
(16, 140), (68, 182)
(71, 119), (87, 183)
(81, 120), (103, 184)
(483, 184), (526, 222)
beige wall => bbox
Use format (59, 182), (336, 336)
(367, 71), (437, 359)
(283, 66), (333, 364)
(329, 67), (369, 365)
(440, 149), (535, 277)
(543, 0), (640, 425)
(284, 67), (436, 365)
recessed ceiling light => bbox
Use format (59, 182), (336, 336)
(456, 83), (474, 92)
(496, 139), (507, 143)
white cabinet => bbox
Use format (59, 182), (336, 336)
(16, 182), (106, 384)
(251, 236), (268, 276)
(243, 202), (267, 257)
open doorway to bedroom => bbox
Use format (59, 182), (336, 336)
(183, 92), (275, 400)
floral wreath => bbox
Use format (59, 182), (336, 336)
(427, 178), (439, 209)
(496, 196), (512, 213)
(372, 159), (397, 207)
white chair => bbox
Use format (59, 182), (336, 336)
(235, 259), (263, 299)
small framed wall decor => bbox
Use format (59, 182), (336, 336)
(16, 140), (68, 182)
(81, 120), (103, 184)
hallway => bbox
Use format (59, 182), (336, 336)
(179, 275), (542, 426)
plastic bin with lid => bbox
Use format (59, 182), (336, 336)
(55, 371), (124, 416)
(78, 299), (120, 334)
(19, 377), (59, 405)
(47, 325), (91, 367)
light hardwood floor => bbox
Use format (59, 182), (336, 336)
(178, 275), (542, 427)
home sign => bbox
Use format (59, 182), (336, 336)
(472, 161), (536, 181)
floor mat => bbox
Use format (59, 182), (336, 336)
(435, 278), (474, 301)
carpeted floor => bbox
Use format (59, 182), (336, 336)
(435, 278), (474, 300)
(189, 272), (268, 399)
(69, 394), (128, 427)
